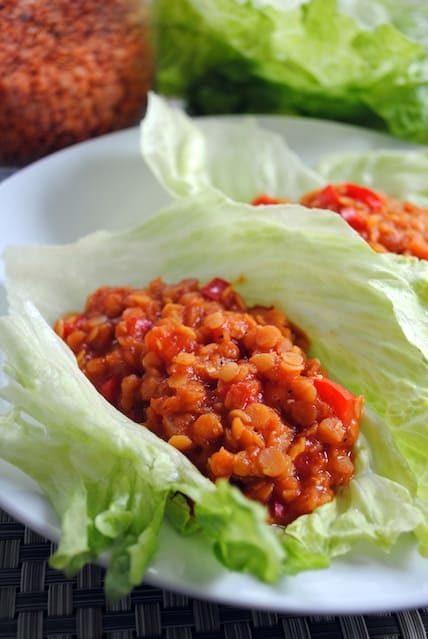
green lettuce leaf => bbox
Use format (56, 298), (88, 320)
(141, 93), (323, 201)
(2, 188), (428, 583)
(152, 0), (428, 143)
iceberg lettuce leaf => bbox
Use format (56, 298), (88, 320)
(141, 93), (323, 202)
(2, 189), (428, 590)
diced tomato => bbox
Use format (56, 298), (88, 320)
(339, 206), (367, 232)
(343, 183), (383, 210)
(218, 379), (261, 409)
(99, 376), (120, 404)
(305, 183), (383, 214)
(251, 194), (288, 206)
(313, 377), (357, 426)
(125, 316), (152, 341)
(200, 278), (230, 301)
(145, 325), (197, 361)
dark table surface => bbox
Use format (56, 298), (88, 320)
(1, 508), (427, 639)
(0, 166), (427, 639)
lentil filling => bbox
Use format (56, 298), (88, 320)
(54, 277), (363, 526)
(253, 183), (428, 259)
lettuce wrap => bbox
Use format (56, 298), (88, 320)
(1, 182), (428, 598)
(152, 0), (428, 143)
(141, 94), (428, 284)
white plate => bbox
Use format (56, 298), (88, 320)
(0, 116), (427, 615)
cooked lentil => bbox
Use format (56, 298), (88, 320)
(253, 183), (428, 259)
(54, 277), (363, 526)
(0, 0), (152, 165)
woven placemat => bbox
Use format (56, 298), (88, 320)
(0, 510), (427, 639)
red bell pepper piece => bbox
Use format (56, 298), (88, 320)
(339, 206), (367, 232)
(200, 278), (230, 301)
(309, 184), (341, 210)
(343, 183), (383, 211)
(314, 377), (357, 426)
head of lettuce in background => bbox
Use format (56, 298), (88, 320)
(152, 0), (428, 143)
(1, 178), (428, 599)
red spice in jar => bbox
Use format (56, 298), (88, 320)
(0, 0), (153, 165)
(54, 277), (363, 526)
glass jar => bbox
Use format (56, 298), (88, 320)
(0, 0), (153, 165)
